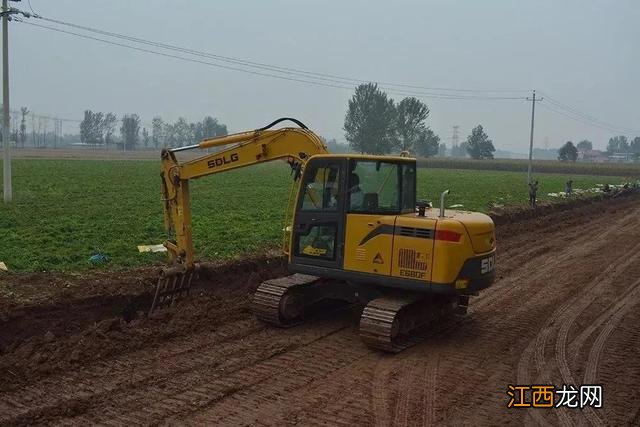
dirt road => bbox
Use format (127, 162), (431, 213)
(1, 196), (639, 425)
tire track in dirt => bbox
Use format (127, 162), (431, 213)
(0, 317), (351, 425)
(510, 205), (640, 426)
(568, 300), (628, 366)
(52, 325), (358, 426)
(592, 308), (640, 426)
(369, 350), (439, 427)
(471, 219), (612, 316)
(513, 208), (640, 426)
(414, 200), (640, 425)
(472, 202), (639, 316)
(370, 355), (394, 427)
(158, 328), (367, 426)
(0, 317), (265, 419)
(392, 361), (417, 427)
(581, 278), (640, 426)
(404, 267), (583, 425)
(583, 280), (640, 383)
(257, 355), (378, 426)
(552, 250), (640, 426)
(518, 251), (640, 426)
(559, 259), (639, 422)
(421, 356), (438, 426)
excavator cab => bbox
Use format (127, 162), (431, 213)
(289, 155), (416, 274)
(287, 154), (496, 299)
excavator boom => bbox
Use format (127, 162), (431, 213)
(158, 118), (327, 290)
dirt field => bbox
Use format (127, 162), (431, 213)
(1, 195), (640, 425)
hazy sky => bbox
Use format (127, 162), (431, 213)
(6, 0), (640, 153)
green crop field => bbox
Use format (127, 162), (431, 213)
(0, 159), (632, 273)
(418, 157), (640, 177)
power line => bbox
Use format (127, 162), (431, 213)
(19, 20), (528, 102)
(27, 0), (36, 15)
(36, 15), (529, 95)
(17, 18), (528, 101)
(16, 12), (638, 140)
(539, 103), (636, 135)
(24, 111), (80, 123)
(540, 102), (636, 135)
(19, 21), (360, 90)
(538, 91), (639, 134)
(545, 98), (638, 134)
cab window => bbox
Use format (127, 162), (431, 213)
(348, 160), (400, 213)
(401, 163), (416, 212)
(296, 224), (337, 260)
(300, 163), (341, 211)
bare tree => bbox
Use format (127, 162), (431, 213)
(31, 114), (36, 147)
(103, 113), (118, 149)
(152, 116), (164, 148)
(141, 127), (150, 149)
(39, 117), (49, 147)
(19, 107), (29, 148)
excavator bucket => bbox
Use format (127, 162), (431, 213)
(149, 267), (196, 313)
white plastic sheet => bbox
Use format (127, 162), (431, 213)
(137, 244), (167, 253)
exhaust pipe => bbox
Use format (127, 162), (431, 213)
(439, 189), (450, 218)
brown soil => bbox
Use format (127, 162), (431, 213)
(1, 196), (640, 425)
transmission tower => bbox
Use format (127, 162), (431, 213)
(54, 118), (62, 148)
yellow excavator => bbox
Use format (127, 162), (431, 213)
(157, 118), (496, 351)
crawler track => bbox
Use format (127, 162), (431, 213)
(1, 195), (640, 425)
(252, 274), (320, 326)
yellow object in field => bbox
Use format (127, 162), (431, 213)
(159, 118), (495, 311)
(286, 153), (496, 296)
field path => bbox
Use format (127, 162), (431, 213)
(1, 196), (640, 425)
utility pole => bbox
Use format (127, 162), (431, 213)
(2, 0), (11, 201)
(526, 90), (543, 184)
(2, 1), (34, 201)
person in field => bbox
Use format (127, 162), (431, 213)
(529, 180), (539, 209)
(565, 179), (573, 196)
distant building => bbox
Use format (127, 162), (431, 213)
(69, 142), (102, 149)
(578, 149), (608, 163)
(608, 152), (635, 163)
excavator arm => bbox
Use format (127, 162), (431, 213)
(160, 118), (328, 271)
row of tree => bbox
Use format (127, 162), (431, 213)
(150, 116), (227, 149)
(606, 135), (640, 155)
(572, 137), (640, 154)
(0, 107), (71, 148)
(558, 136), (640, 162)
(343, 83), (495, 159)
(79, 111), (228, 150)
(343, 83), (440, 156)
